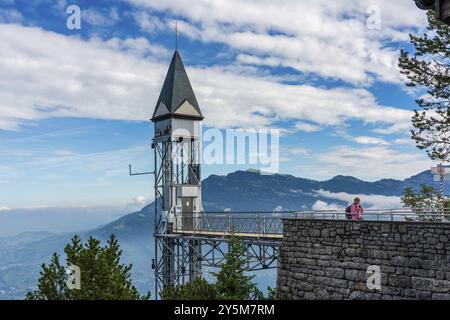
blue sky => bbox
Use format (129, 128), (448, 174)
(0, 0), (437, 209)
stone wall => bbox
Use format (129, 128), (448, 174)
(277, 219), (450, 300)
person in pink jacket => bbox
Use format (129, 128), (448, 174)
(350, 197), (364, 220)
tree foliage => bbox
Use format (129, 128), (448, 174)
(401, 184), (450, 221)
(398, 11), (450, 162)
(161, 234), (264, 300)
(212, 234), (262, 300)
(26, 234), (150, 300)
(160, 277), (217, 300)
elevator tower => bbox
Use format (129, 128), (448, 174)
(152, 50), (203, 296)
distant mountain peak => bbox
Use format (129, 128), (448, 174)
(328, 175), (364, 182)
(333, 175), (356, 179)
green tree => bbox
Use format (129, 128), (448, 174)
(212, 234), (262, 300)
(161, 234), (265, 300)
(398, 11), (450, 162)
(26, 234), (150, 300)
(401, 184), (450, 221)
(265, 286), (278, 300)
(160, 277), (217, 300)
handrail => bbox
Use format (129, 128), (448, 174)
(170, 209), (450, 238)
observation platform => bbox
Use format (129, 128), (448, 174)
(170, 209), (450, 240)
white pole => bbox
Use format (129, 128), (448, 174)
(439, 164), (445, 218)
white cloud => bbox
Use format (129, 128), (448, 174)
(127, 0), (426, 85)
(291, 148), (311, 156)
(133, 195), (148, 205)
(0, 206), (12, 212)
(394, 138), (415, 146)
(0, 24), (169, 130)
(82, 7), (120, 26)
(295, 122), (322, 133)
(273, 205), (284, 212)
(354, 135), (389, 145)
(194, 71), (413, 130)
(312, 200), (342, 211)
(372, 121), (413, 135)
(314, 189), (402, 209)
(0, 24), (413, 134)
(130, 10), (170, 34)
(303, 145), (431, 180)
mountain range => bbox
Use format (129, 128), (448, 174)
(0, 169), (447, 299)
(202, 169), (444, 211)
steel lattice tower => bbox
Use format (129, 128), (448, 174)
(150, 50), (280, 299)
(151, 50), (204, 297)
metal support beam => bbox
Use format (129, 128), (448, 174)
(163, 223), (175, 287)
(188, 239), (202, 281)
(154, 234), (280, 295)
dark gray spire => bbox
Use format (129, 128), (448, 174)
(152, 50), (203, 121)
(415, 0), (435, 10)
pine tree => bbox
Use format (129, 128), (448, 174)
(160, 233), (265, 300)
(398, 11), (450, 162)
(26, 234), (150, 300)
(160, 277), (217, 300)
(212, 234), (262, 300)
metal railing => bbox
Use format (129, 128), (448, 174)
(171, 209), (450, 238)
(172, 214), (283, 238)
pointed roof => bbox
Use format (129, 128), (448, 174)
(152, 50), (203, 121)
(414, 0), (435, 10)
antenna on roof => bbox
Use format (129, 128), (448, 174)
(175, 20), (179, 51)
